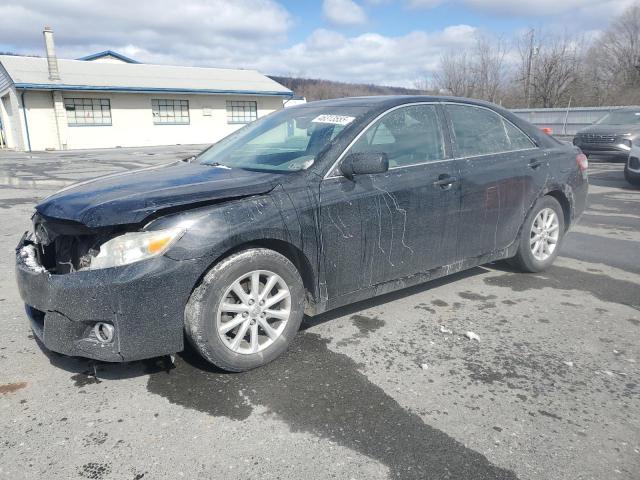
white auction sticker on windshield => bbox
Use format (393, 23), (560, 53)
(311, 114), (355, 126)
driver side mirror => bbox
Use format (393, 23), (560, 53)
(340, 152), (389, 179)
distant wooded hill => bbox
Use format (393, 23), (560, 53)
(269, 76), (432, 101)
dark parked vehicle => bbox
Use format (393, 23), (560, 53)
(573, 107), (640, 160)
(16, 96), (588, 371)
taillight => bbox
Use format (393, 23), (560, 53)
(541, 127), (553, 135)
(576, 153), (588, 171)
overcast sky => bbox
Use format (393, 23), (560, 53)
(0, 0), (636, 87)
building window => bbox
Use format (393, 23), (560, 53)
(151, 99), (189, 124)
(226, 100), (257, 124)
(64, 98), (111, 126)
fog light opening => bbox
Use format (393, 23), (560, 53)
(94, 322), (115, 344)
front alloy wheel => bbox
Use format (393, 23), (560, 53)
(185, 248), (305, 372)
(217, 270), (292, 354)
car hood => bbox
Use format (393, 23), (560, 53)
(578, 124), (640, 136)
(36, 161), (283, 228)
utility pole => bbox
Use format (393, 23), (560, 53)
(525, 29), (535, 108)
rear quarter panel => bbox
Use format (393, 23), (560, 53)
(543, 143), (588, 227)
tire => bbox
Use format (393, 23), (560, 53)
(185, 248), (305, 372)
(510, 196), (565, 273)
(624, 165), (640, 186)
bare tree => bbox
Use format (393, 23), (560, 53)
(433, 50), (476, 97)
(412, 76), (435, 93)
(472, 34), (508, 103)
(432, 34), (507, 102)
(600, 4), (640, 85)
(588, 4), (640, 104)
(516, 29), (537, 107)
(276, 5), (640, 107)
(527, 33), (582, 108)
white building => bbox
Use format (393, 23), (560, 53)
(0, 28), (292, 151)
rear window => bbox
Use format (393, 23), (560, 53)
(446, 104), (535, 157)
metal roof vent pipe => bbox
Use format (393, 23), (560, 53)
(43, 26), (60, 81)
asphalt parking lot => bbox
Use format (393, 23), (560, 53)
(0, 146), (638, 480)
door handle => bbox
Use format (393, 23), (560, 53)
(528, 159), (543, 169)
(433, 174), (458, 189)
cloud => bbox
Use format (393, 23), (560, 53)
(462, 0), (636, 16)
(404, 0), (637, 17)
(0, 0), (478, 87)
(323, 0), (368, 25)
(0, 0), (292, 63)
(1, 0), (632, 90)
(258, 25), (477, 86)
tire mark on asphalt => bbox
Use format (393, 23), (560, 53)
(146, 332), (517, 480)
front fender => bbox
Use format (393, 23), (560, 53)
(150, 187), (302, 263)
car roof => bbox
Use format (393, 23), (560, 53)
(295, 95), (558, 150)
(293, 95), (500, 110)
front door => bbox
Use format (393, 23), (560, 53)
(318, 103), (461, 300)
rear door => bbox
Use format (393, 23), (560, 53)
(443, 103), (544, 259)
(318, 103), (461, 299)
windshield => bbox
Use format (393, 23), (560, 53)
(198, 105), (369, 172)
(596, 110), (640, 125)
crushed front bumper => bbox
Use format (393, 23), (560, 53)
(15, 232), (202, 362)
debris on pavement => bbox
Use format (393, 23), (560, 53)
(420, 363), (429, 370)
(439, 325), (453, 334)
(563, 361), (574, 367)
(464, 331), (481, 342)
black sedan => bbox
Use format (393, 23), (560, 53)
(16, 96), (588, 371)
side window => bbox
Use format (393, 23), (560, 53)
(502, 120), (536, 150)
(348, 104), (445, 168)
(446, 104), (535, 157)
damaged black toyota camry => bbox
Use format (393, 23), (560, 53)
(16, 96), (588, 371)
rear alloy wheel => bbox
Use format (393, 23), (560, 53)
(510, 196), (565, 273)
(185, 248), (305, 372)
(529, 208), (560, 262)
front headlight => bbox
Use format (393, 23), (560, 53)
(85, 227), (185, 270)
